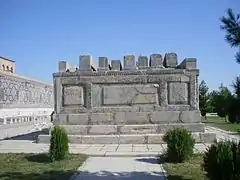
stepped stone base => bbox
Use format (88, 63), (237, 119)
(38, 132), (216, 144)
(54, 123), (205, 135)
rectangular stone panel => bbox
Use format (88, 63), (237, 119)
(168, 82), (189, 105)
(103, 84), (158, 105)
(63, 85), (84, 106)
(123, 55), (135, 70)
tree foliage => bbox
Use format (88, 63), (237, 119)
(199, 80), (209, 117)
(220, 8), (240, 64)
(208, 84), (232, 118)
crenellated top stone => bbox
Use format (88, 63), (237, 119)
(163, 53), (178, 68)
(123, 55), (136, 70)
(58, 53), (198, 73)
(149, 54), (163, 68)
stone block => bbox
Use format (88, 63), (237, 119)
(103, 84), (158, 105)
(98, 57), (109, 71)
(61, 125), (88, 135)
(111, 60), (122, 70)
(120, 124), (157, 134)
(88, 125), (117, 135)
(151, 111), (180, 123)
(138, 56), (148, 69)
(163, 53), (178, 68)
(68, 114), (89, 125)
(115, 112), (150, 124)
(63, 85), (84, 106)
(91, 85), (103, 107)
(180, 111), (201, 123)
(123, 55), (136, 70)
(90, 113), (113, 124)
(178, 58), (197, 69)
(119, 134), (146, 144)
(59, 61), (68, 72)
(149, 54), (163, 67)
(79, 55), (92, 70)
(168, 82), (188, 105)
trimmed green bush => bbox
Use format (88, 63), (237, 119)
(163, 128), (195, 163)
(49, 126), (69, 162)
(203, 141), (240, 180)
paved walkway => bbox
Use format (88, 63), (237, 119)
(0, 139), (210, 156)
(73, 157), (166, 180)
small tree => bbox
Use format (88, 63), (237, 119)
(199, 80), (209, 120)
(49, 126), (69, 162)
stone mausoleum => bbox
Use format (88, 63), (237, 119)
(39, 53), (216, 144)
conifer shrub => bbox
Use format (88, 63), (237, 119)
(163, 128), (195, 163)
(203, 141), (240, 180)
(49, 126), (69, 162)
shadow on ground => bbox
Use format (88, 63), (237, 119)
(135, 157), (161, 164)
(2, 128), (49, 142)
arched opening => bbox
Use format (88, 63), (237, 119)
(2, 65), (5, 71)
(6, 66), (9, 71)
(10, 67), (13, 73)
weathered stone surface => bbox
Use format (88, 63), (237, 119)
(149, 54), (163, 67)
(98, 57), (109, 71)
(163, 53), (178, 68)
(138, 56), (148, 69)
(43, 53), (208, 144)
(111, 60), (122, 70)
(178, 58), (197, 69)
(123, 55), (135, 70)
(59, 61), (68, 72)
(63, 85), (84, 106)
(168, 82), (188, 104)
(91, 113), (113, 125)
(115, 112), (150, 124)
(103, 84), (158, 105)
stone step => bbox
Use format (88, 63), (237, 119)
(38, 132), (216, 144)
(54, 110), (201, 125)
(58, 123), (204, 135)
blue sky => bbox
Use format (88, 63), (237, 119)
(0, 0), (239, 91)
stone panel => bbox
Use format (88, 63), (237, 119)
(90, 113), (113, 124)
(168, 82), (189, 105)
(63, 85), (84, 106)
(91, 84), (103, 107)
(115, 112), (150, 124)
(103, 84), (158, 105)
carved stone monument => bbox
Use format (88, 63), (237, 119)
(38, 53), (216, 144)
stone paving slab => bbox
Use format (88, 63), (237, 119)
(74, 157), (166, 180)
(0, 140), (210, 157)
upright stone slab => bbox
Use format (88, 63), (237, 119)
(98, 57), (109, 71)
(138, 56), (148, 69)
(149, 54), (163, 68)
(123, 55), (135, 70)
(163, 53), (178, 68)
(178, 58), (197, 70)
(59, 61), (68, 72)
(111, 60), (122, 71)
(79, 55), (92, 71)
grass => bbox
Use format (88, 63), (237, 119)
(0, 153), (87, 180)
(202, 116), (240, 132)
(163, 154), (207, 180)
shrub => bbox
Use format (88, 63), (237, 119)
(203, 141), (240, 180)
(49, 126), (69, 162)
(163, 128), (195, 163)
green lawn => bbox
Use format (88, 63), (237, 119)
(0, 153), (87, 180)
(202, 116), (240, 132)
(163, 155), (207, 180)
